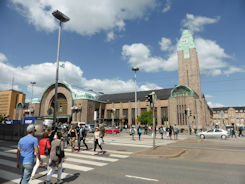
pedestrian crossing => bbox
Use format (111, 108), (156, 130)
(0, 145), (131, 184)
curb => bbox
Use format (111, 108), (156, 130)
(132, 146), (186, 159)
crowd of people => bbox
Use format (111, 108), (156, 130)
(129, 124), (180, 140)
(16, 123), (106, 184)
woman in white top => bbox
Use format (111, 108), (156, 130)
(94, 127), (103, 152)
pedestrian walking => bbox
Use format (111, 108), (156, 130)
(169, 125), (173, 140)
(100, 124), (105, 142)
(144, 125), (148, 135)
(231, 124), (237, 138)
(63, 127), (70, 148)
(159, 126), (164, 139)
(94, 127), (103, 152)
(173, 124), (179, 140)
(46, 132), (65, 184)
(77, 124), (89, 152)
(17, 124), (42, 184)
(68, 125), (77, 152)
(130, 126), (135, 140)
(138, 126), (142, 140)
(31, 132), (51, 180)
(238, 127), (243, 137)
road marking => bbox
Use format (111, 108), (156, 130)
(62, 162), (93, 172)
(38, 170), (72, 180)
(0, 168), (43, 184)
(65, 157), (107, 166)
(105, 150), (132, 155)
(0, 158), (16, 167)
(65, 152), (118, 162)
(0, 150), (16, 158)
(65, 149), (130, 158)
(85, 140), (152, 148)
(125, 175), (159, 182)
(109, 154), (128, 158)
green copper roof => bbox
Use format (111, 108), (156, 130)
(177, 30), (196, 59)
(32, 98), (41, 104)
(170, 84), (195, 98)
(41, 81), (102, 102)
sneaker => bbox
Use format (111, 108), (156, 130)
(56, 179), (63, 184)
(86, 148), (89, 151)
(76, 150), (80, 153)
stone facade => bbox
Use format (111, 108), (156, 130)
(212, 107), (245, 129)
(0, 90), (25, 120)
(12, 30), (212, 129)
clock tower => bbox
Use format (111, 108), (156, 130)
(177, 30), (202, 97)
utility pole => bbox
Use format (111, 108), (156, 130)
(152, 92), (156, 149)
(145, 92), (157, 149)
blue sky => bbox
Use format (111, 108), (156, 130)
(0, 0), (245, 107)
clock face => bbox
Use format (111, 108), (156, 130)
(182, 38), (188, 44)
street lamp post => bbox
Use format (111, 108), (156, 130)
(29, 82), (36, 116)
(52, 10), (70, 127)
(132, 67), (139, 128)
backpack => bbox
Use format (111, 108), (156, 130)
(138, 128), (142, 134)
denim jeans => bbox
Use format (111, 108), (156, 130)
(20, 162), (34, 184)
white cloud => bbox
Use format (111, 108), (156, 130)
(122, 43), (177, 72)
(0, 82), (20, 91)
(0, 52), (162, 97)
(182, 14), (220, 33)
(159, 37), (173, 52)
(195, 37), (231, 76)
(0, 53), (8, 62)
(10, 0), (156, 38)
(162, 0), (172, 13)
(207, 101), (225, 108)
(122, 34), (244, 76)
(106, 31), (115, 42)
(223, 66), (245, 75)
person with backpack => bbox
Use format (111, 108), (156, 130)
(159, 126), (164, 139)
(31, 132), (51, 180)
(77, 124), (89, 152)
(46, 132), (64, 184)
(138, 126), (142, 140)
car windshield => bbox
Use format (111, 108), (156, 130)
(215, 129), (222, 132)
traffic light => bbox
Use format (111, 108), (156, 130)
(145, 94), (153, 103)
(190, 110), (192, 116)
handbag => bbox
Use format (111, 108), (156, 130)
(98, 138), (103, 145)
(56, 141), (65, 158)
(44, 140), (49, 155)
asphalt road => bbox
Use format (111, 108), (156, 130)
(1, 136), (245, 184)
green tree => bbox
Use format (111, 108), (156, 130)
(138, 110), (156, 126)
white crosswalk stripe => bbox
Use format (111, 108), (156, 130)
(0, 145), (131, 183)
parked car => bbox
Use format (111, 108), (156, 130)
(85, 124), (95, 133)
(105, 127), (120, 134)
(197, 129), (229, 140)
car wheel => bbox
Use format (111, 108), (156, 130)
(200, 134), (205, 139)
(221, 135), (227, 140)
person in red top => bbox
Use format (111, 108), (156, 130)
(31, 132), (51, 180)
